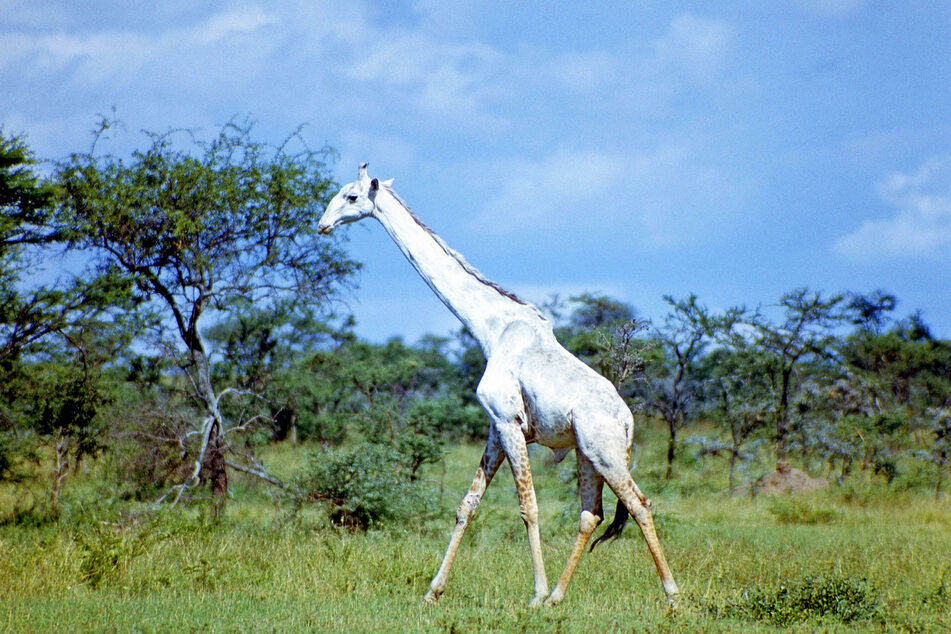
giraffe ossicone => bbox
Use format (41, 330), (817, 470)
(318, 164), (680, 608)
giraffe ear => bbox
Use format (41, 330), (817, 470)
(381, 178), (394, 187)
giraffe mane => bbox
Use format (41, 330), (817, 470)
(382, 184), (547, 321)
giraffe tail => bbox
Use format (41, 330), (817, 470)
(589, 498), (629, 551)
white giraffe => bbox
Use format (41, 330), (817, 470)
(318, 164), (679, 607)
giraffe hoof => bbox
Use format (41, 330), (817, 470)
(529, 595), (546, 608)
(543, 593), (563, 607)
(423, 590), (441, 604)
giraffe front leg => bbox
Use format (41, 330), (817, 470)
(424, 437), (504, 604)
(498, 426), (549, 607)
(545, 453), (603, 606)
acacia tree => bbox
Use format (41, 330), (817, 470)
(839, 305), (951, 490)
(2, 130), (141, 515)
(696, 346), (770, 492)
(549, 293), (648, 396)
(1, 129), (56, 370)
(924, 408), (950, 499)
(846, 290), (897, 335)
(638, 295), (719, 479)
(204, 299), (354, 444)
(1, 129), (55, 495)
(52, 119), (358, 513)
(746, 289), (845, 464)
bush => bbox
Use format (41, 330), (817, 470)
(75, 523), (153, 589)
(0, 431), (39, 485)
(723, 575), (881, 626)
(296, 410), (348, 444)
(109, 409), (197, 500)
(292, 442), (437, 530)
(410, 396), (486, 441)
(767, 498), (839, 524)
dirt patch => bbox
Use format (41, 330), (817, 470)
(753, 460), (829, 495)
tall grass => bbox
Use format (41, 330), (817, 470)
(2, 432), (950, 632)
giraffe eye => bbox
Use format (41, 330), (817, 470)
(346, 194), (358, 203)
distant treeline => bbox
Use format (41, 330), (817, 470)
(1, 124), (948, 526)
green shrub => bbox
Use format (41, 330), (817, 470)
(296, 410), (349, 444)
(726, 575), (881, 626)
(767, 498), (839, 524)
(292, 442), (437, 530)
(922, 565), (950, 607)
(1, 502), (50, 528)
(75, 523), (153, 589)
(893, 460), (939, 492)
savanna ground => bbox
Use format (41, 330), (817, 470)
(2, 427), (949, 633)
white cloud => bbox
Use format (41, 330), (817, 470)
(2, 5), (740, 160)
(504, 13), (736, 119)
(540, 50), (620, 95)
(471, 147), (623, 230)
(653, 14), (735, 86)
(340, 11), (736, 136)
(469, 144), (741, 249)
(835, 158), (951, 259)
(343, 29), (508, 130)
(0, 7), (280, 92)
(191, 7), (277, 45)
(0, 0), (64, 28)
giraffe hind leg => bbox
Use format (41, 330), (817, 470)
(574, 417), (680, 606)
(601, 468), (680, 605)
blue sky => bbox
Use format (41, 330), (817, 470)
(3, 1), (950, 341)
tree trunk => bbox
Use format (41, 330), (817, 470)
(49, 433), (69, 514)
(205, 421), (228, 520)
(936, 457), (946, 501)
(776, 370), (791, 463)
(189, 336), (230, 518)
(728, 451), (737, 493)
(665, 424), (677, 480)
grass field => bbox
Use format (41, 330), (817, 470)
(2, 437), (950, 632)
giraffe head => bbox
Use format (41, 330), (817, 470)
(318, 163), (384, 234)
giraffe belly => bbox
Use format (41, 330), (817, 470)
(518, 347), (623, 450)
(523, 408), (576, 449)
(519, 375), (582, 449)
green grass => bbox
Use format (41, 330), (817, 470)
(2, 437), (950, 632)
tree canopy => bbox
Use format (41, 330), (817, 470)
(49, 119), (359, 511)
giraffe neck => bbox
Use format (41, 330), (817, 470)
(372, 187), (546, 353)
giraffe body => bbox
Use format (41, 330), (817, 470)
(318, 164), (679, 607)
